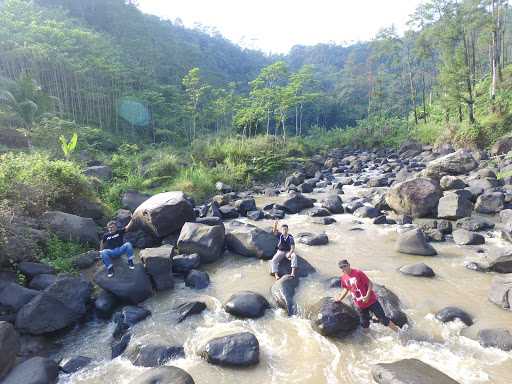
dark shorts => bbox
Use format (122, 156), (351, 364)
(358, 301), (390, 328)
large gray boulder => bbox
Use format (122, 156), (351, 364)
(0, 283), (39, 311)
(321, 194), (344, 214)
(177, 223), (225, 264)
(41, 211), (99, 246)
(282, 192), (315, 213)
(386, 178), (442, 218)
(173, 301), (207, 323)
(440, 176), (467, 191)
(200, 332), (259, 367)
(0, 322), (19, 379)
(475, 192), (505, 214)
(133, 192), (195, 238)
(399, 263), (435, 277)
(270, 275), (298, 316)
(128, 366), (195, 384)
(307, 297), (359, 337)
(276, 255), (316, 278)
(396, 229), (437, 256)
(15, 277), (92, 335)
(372, 359), (460, 384)
(437, 193), (473, 220)
(2, 357), (59, 384)
(452, 229), (485, 245)
(425, 149), (478, 177)
(373, 284), (408, 328)
(491, 135), (512, 156)
(435, 306), (473, 326)
(140, 245), (174, 291)
(224, 291), (270, 319)
(478, 328), (512, 351)
(225, 222), (278, 259)
(488, 274), (512, 310)
(94, 261), (153, 304)
(456, 216), (494, 231)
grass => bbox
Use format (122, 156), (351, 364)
(40, 235), (88, 273)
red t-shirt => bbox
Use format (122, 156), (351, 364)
(341, 268), (377, 309)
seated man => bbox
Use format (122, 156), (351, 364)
(270, 220), (298, 279)
(100, 219), (136, 278)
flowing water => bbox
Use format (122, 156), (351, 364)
(55, 186), (512, 384)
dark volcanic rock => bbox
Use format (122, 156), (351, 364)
(128, 366), (195, 384)
(94, 290), (119, 318)
(2, 357), (59, 384)
(399, 263), (435, 277)
(386, 178), (442, 218)
(435, 306), (473, 326)
(308, 297), (359, 337)
(60, 356), (92, 374)
(112, 333), (131, 359)
(452, 229), (485, 245)
(271, 275), (298, 315)
(372, 358), (460, 384)
(488, 274), (512, 310)
(282, 193), (314, 213)
(0, 283), (39, 311)
(140, 245), (174, 291)
(0, 321), (19, 379)
(173, 301), (207, 323)
(478, 328), (512, 351)
(456, 217), (494, 232)
(321, 194), (344, 214)
(396, 229), (437, 256)
(374, 284), (408, 328)
(225, 222), (278, 259)
(129, 344), (184, 367)
(17, 262), (55, 279)
(185, 270), (210, 289)
(201, 332), (259, 367)
(276, 255), (316, 278)
(224, 291), (270, 319)
(172, 253), (201, 274)
(298, 232), (329, 246)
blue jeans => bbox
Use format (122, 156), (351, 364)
(100, 242), (134, 269)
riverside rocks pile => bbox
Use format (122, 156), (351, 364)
(2, 139), (512, 382)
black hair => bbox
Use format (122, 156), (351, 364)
(281, 224), (288, 228)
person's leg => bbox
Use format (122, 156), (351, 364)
(370, 301), (400, 332)
(359, 307), (371, 331)
(119, 242), (134, 268)
(289, 252), (298, 278)
(271, 250), (286, 279)
(100, 249), (115, 277)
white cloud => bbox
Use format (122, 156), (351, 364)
(137, 0), (424, 54)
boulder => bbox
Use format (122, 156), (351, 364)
(437, 193), (473, 220)
(17, 262), (55, 279)
(94, 261), (153, 304)
(172, 253), (200, 274)
(71, 250), (98, 270)
(177, 223), (225, 264)
(488, 274), (512, 310)
(196, 216), (223, 226)
(312, 217), (337, 225)
(247, 210), (264, 221)
(321, 194), (344, 214)
(15, 277), (92, 335)
(215, 182), (232, 193)
(386, 178), (442, 218)
(121, 191), (150, 211)
(425, 149), (478, 177)
(124, 229), (160, 249)
(224, 291), (270, 319)
(372, 359), (460, 384)
(440, 176), (467, 191)
(113, 306), (151, 338)
(234, 198), (256, 216)
(201, 332), (259, 367)
(132, 192), (195, 238)
(59, 356), (92, 374)
(298, 183), (313, 193)
(456, 217), (494, 231)
(0, 322), (19, 378)
(488, 253), (512, 273)
(112, 333), (131, 359)
(284, 174), (304, 188)
(271, 275), (298, 315)
(173, 301), (207, 323)
(41, 211), (99, 246)
(452, 229), (485, 245)
(0, 283), (39, 311)
(373, 284), (408, 328)
(128, 366), (195, 384)
(129, 344), (184, 367)
(396, 229), (437, 256)
(114, 209), (132, 227)
(353, 206), (381, 219)
(28, 274), (57, 291)
(94, 290), (119, 318)
(282, 193), (315, 214)
(1, 357), (59, 384)
(435, 306), (473, 326)
(298, 232), (329, 246)
(478, 328), (512, 351)
(307, 297), (359, 337)
(276, 255), (315, 278)
(308, 207), (331, 217)
(225, 222), (278, 259)
(140, 245), (174, 291)
(475, 192), (505, 214)
(219, 206), (239, 219)
(84, 165), (112, 181)
(399, 263), (435, 277)
(491, 135), (512, 156)
(185, 270), (210, 289)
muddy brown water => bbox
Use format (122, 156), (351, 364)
(56, 187), (512, 384)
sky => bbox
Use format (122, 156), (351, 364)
(137, 0), (425, 54)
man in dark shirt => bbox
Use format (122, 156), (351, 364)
(270, 220), (298, 280)
(100, 219), (136, 277)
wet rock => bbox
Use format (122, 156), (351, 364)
(94, 261), (153, 304)
(308, 297), (359, 337)
(113, 306), (151, 338)
(440, 176), (467, 191)
(129, 344), (184, 367)
(475, 192), (504, 214)
(277, 255), (316, 278)
(308, 207), (331, 217)
(456, 217), (494, 231)
(425, 149), (478, 177)
(488, 274), (512, 310)
(132, 192), (195, 238)
(2, 356), (59, 384)
(264, 208), (286, 220)
(225, 222), (278, 259)
(298, 232), (329, 246)
(452, 229), (485, 245)
(41, 211), (99, 246)
(28, 274), (57, 291)
(372, 358), (460, 384)
(59, 356), (92, 374)
(94, 290), (119, 318)
(282, 193), (315, 214)
(386, 178), (442, 218)
(124, 229), (160, 249)
(0, 322), (19, 379)
(396, 228), (437, 256)
(0, 283), (39, 311)
(264, 188), (280, 197)
(201, 332), (259, 367)
(271, 275), (298, 315)
(140, 245), (173, 291)
(172, 253), (201, 274)
(373, 284), (408, 328)
(312, 217), (337, 225)
(399, 263), (435, 277)
(173, 301), (207, 323)
(321, 194), (344, 214)
(128, 366), (195, 384)
(437, 193), (473, 220)
(478, 328), (512, 351)
(353, 206), (381, 218)
(17, 262), (55, 279)
(435, 307), (473, 326)
(71, 250), (99, 270)
(112, 333), (131, 359)
(224, 291), (269, 319)
(185, 270), (210, 289)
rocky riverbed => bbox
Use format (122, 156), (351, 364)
(1, 140), (512, 383)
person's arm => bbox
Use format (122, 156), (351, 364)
(362, 280), (373, 303)
(287, 241), (295, 257)
(99, 239), (104, 251)
(335, 288), (349, 302)
(124, 218), (135, 232)
(272, 220), (279, 235)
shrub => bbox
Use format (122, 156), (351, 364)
(41, 235), (88, 273)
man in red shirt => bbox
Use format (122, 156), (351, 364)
(335, 259), (399, 332)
